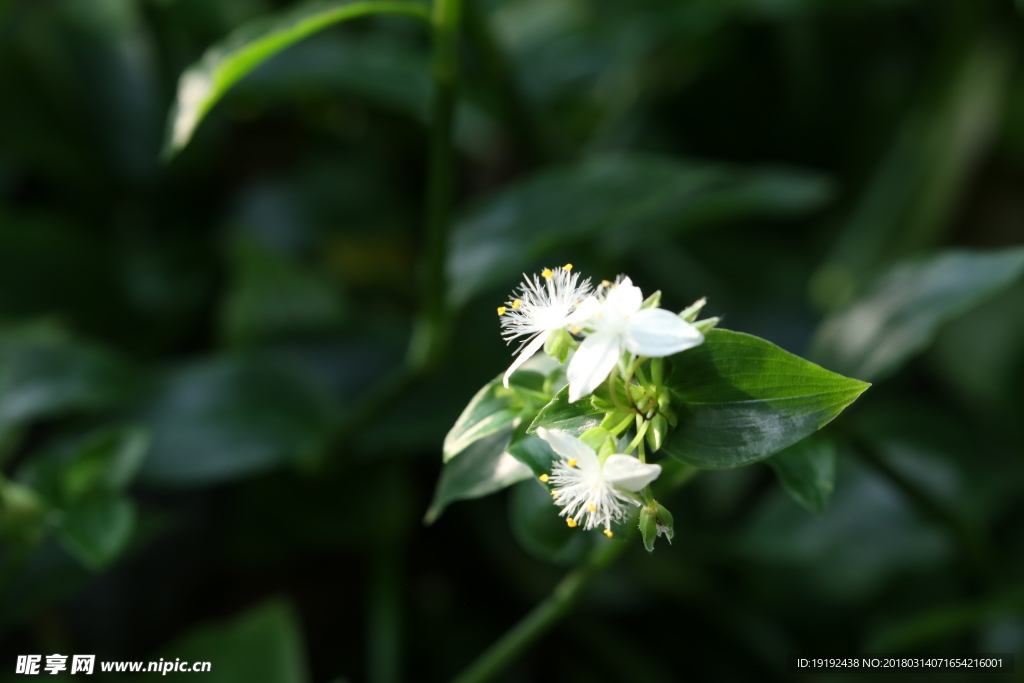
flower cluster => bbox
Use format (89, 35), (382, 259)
(498, 265), (709, 536)
(499, 265), (704, 401)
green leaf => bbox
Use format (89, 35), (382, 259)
(443, 373), (537, 462)
(220, 238), (347, 348)
(164, 0), (431, 157)
(156, 599), (308, 683)
(448, 155), (831, 305)
(526, 386), (606, 438)
(57, 494), (135, 571)
(0, 323), (139, 431)
(426, 429), (532, 524)
(508, 480), (592, 565)
(662, 329), (868, 469)
(767, 435), (836, 515)
(61, 426), (150, 500)
(811, 247), (1024, 382)
(137, 357), (335, 487)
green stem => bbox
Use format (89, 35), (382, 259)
(449, 538), (627, 683)
(449, 470), (700, 683)
(409, 0), (464, 372)
(623, 421), (649, 455)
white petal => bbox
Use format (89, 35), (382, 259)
(602, 455), (662, 492)
(566, 331), (621, 402)
(565, 295), (602, 326)
(503, 332), (549, 388)
(624, 308), (704, 357)
(604, 277), (643, 316)
(535, 428), (600, 474)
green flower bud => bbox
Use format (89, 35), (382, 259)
(639, 500), (675, 552)
(641, 290), (662, 310)
(646, 414), (668, 452)
(678, 297), (707, 322)
(693, 316), (720, 334)
(543, 327), (574, 363)
(639, 504), (659, 552)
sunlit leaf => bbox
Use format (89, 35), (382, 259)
(767, 435), (836, 515)
(164, 0), (431, 157)
(662, 330), (868, 469)
(443, 371), (545, 462)
(425, 429), (532, 524)
(526, 387), (606, 439)
(811, 247), (1024, 382)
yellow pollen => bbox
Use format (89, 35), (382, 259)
(512, 299), (521, 309)
(603, 529), (614, 538)
(566, 518), (578, 528)
(538, 474), (549, 483)
(601, 280), (611, 286)
(588, 504), (596, 512)
(541, 268), (553, 278)
(564, 263), (573, 271)
(568, 459), (578, 467)
(571, 326), (581, 334)
(551, 490), (558, 497)
(497, 306), (506, 316)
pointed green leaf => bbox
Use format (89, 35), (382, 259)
(526, 385), (607, 438)
(662, 329), (868, 469)
(57, 494), (135, 570)
(812, 247), (1024, 382)
(426, 429), (532, 524)
(164, 0), (430, 157)
(443, 371), (546, 462)
(767, 435), (836, 515)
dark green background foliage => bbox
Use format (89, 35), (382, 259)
(0, 0), (1023, 681)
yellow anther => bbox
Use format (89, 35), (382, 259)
(571, 326), (581, 334)
(566, 518), (578, 528)
(551, 490), (558, 497)
(497, 306), (506, 316)
(541, 268), (553, 278)
(563, 263), (573, 271)
(601, 280), (611, 286)
(538, 474), (549, 483)
(603, 529), (614, 538)
(512, 299), (521, 309)
(567, 459), (578, 467)
(588, 504), (596, 512)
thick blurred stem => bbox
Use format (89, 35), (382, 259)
(369, 542), (403, 683)
(449, 539), (627, 683)
(449, 472), (699, 683)
(409, 0), (464, 372)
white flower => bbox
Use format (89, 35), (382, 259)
(537, 427), (662, 536)
(499, 265), (592, 388)
(566, 276), (703, 403)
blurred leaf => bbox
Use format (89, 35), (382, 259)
(866, 588), (1024, 653)
(811, 247), (1024, 382)
(449, 155), (832, 305)
(220, 238), (346, 347)
(508, 480), (592, 565)
(61, 426), (150, 499)
(56, 493), (135, 570)
(156, 599), (308, 683)
(662, 329), (868, 469)
(767, 435), (836, 515)
(164, 0), (431, 156)
(443, 371), (545, 462)
(137, 357), (335, 487)
(426, 429), (531, 524)
(0, 323), (139, 431)
(739, 456), (951, 605)
(813, 37), (1010, 307)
